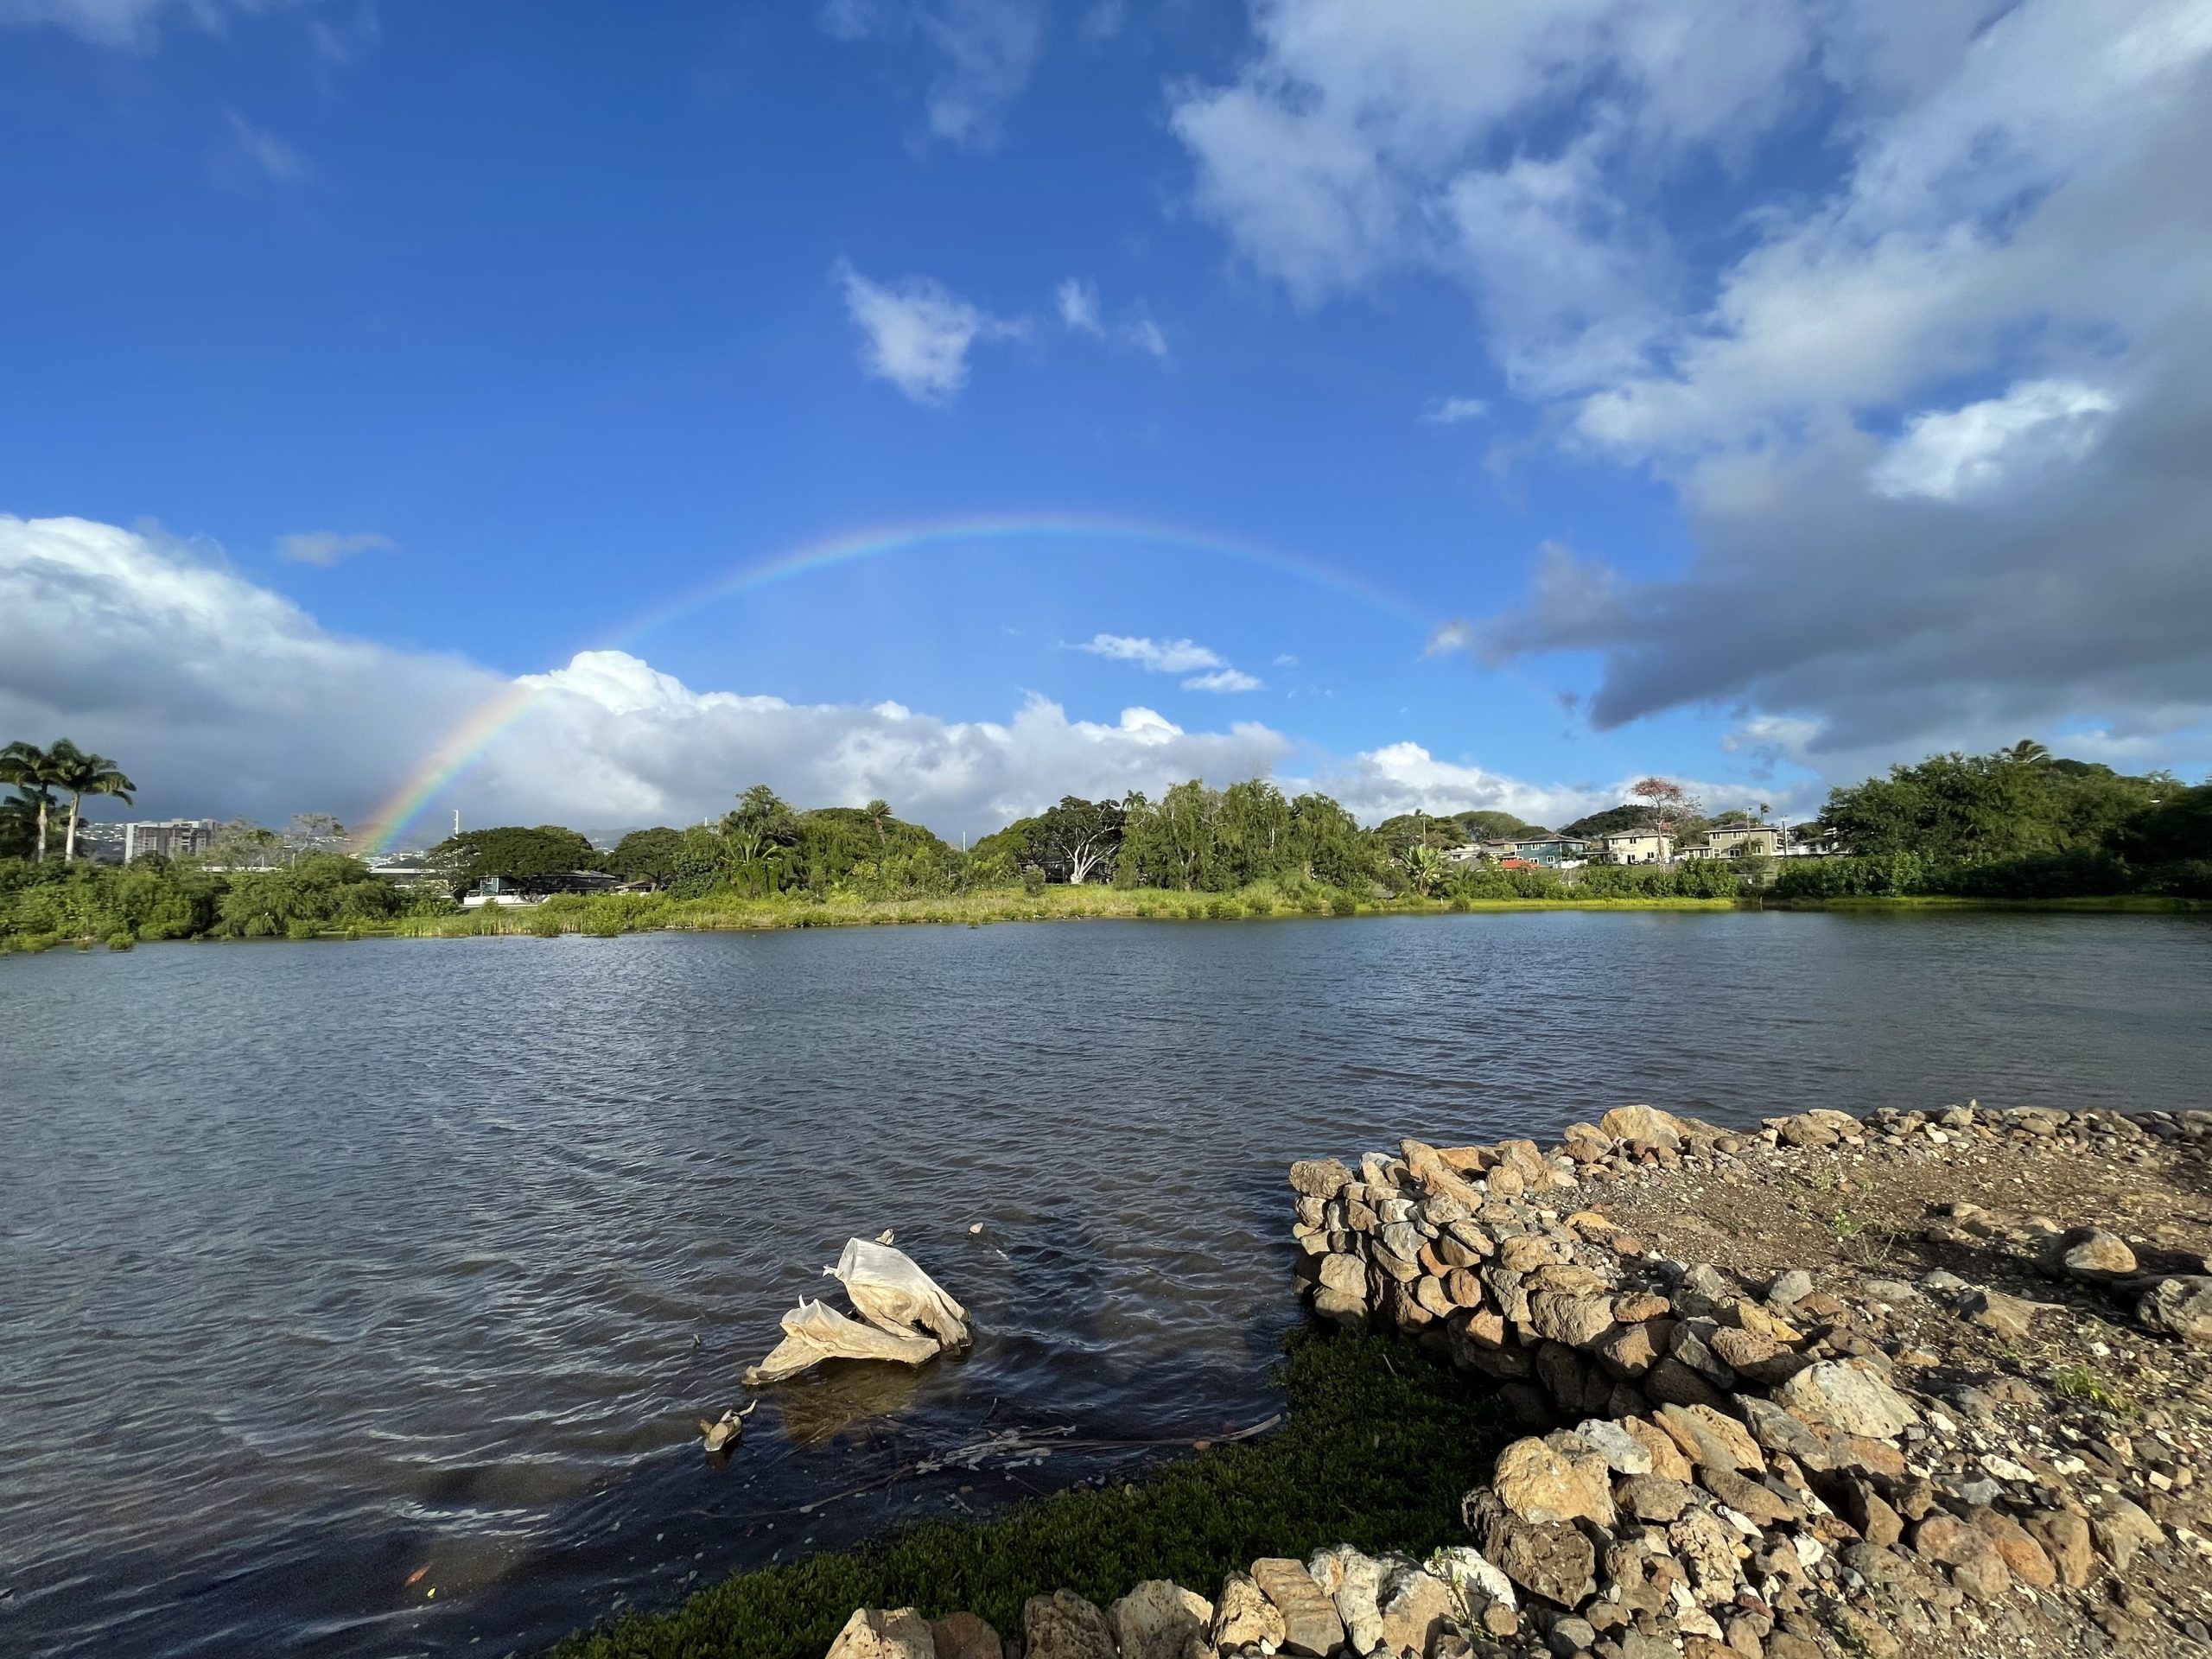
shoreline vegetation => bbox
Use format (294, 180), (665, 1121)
(3, 738), (2207, 954)
(5, 883), (2206, 955)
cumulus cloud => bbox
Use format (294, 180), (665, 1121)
(1077, 632), (1262, 690)
(1184, 0), (2212, 768)
(835, 262), (1022, 405)
(1308, 742), (1604, 830)
(818, 0), (1042, 150)
(1057, 276), (1102, 335)
(276, 530), (393, 565)
(1181, 668), (1262, 694)
(0, 515), (1301, 842)
(1867, 380), (2119, 502)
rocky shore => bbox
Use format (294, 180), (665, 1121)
(817, 1100), (2212, 1659)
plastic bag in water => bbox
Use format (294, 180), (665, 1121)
(825, 1237), (971, 1351)
(741, 1296), (940, 1387)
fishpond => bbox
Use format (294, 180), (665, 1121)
(3, 909), (2209, 1658)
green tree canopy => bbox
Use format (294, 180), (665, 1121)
(1557, 804), (1648, 840)
(1816, 745), (2166, 864)
(608, 826), (687, 887)
(1455, 810), (1548, 841)
(430, 825), (601, 894)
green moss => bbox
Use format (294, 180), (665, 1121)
(550, 1330), (1504, 1659)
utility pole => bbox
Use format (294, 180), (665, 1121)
(454, 809), (461, 836)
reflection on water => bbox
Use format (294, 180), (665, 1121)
(3, 910), (2209, 1658)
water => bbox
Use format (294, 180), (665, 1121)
(3, 910), (2208, 1657)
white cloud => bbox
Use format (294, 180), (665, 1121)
(1866, 379), (2119, 501)
(1123, 316), (1169, 360)
(0, 0), (289, 48)
(1057, 276), (1103, 335)
(276, 530), (393, 566)
(1310, 742), (1604, 830)
(834, 262), (1021, 405)
(1272, 653), (1300, 669)
(1421, 396), (1487, 426)
(0, 515), (1295, 842)
(220, 111), (313, 188)
(819, 0), (1042, 151)
(1076, 633), (1224, 674)
(1181, 668), (1262, 694)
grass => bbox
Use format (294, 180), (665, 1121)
(2050, 1360), (2139, 1417)
(1772, 894), (2211, 913)
(549, 1329), (1507, 1659)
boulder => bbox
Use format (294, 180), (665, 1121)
(1022, 1591), (1115, 1659)
(1734, 1395), (1834, 1471)
(1654, 1403), (1762, 1472)
(1462, 1487), (1598, 1608)
(1107, 1580), (1213, 1659)
(2092, 1496), (2164, 1571)
(1571, 1417), (1653, 1476)
(1599, 1105), (1684, 1153)
(2139, 1276), (2212, 1345)
(1492, 1432), (1618, 1528)
(2025, 1509), (2096, 1587)
(1376, 1566), (1455, 1658)
(1529, 1292), (1618, 1350)
(1209, 1573), (1283, 1649)
(1289, 1159), (1354, 1198)
(1960, 1288), (2036, 1341)
(1618, 1415), (1694, 1482)
(1317, 1254), (1366, 1297)
(2056, 1229), (2138, 1279)
(826, 1608), (937, 1659)
(1592, 1319), (1668, 1380)
(1249, 1559), (1344, 1657)
(1643, 1356), (1729, 1409)
(1972, 1510), (2056, 1587)
(1615, 1473), (1696, 1522)
(1910, 1515), (2011, 1603)
(1765, 1268), (1814, 1307)
(1668, 1508), (1741, 1599)
(928, 1612), (1001, 1659)
(1772, 1359), (1919, 1440)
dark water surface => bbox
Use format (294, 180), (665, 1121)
(3, 910), (2209, 1657)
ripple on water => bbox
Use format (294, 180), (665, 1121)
(3, 911), (2209, 1659)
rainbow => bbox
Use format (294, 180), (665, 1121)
(359, 511), (1433, 852)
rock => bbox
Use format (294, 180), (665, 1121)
(1497, 1235), (1565, 1274)
(1562, 1122), (1611, 1164)
(1313, 1253), (1365, 1297)
(1860, 1277), (1917, 1305)
(1840, 1478), (1903, 1547)
(2025, 1509), (2096, 1587)
(1107, 1581), (1212, 1659)
(2058, 1229), (2138, 1278)
(2092, 1496), (2164, 1571)
(1699, 1465), (1798, 1526)
(1572, 1418), (1653, 1475)
(1618, 1414), (1694, 1482)
(1643, 1356), (1729, 1408)
(1972, 1510), (2056, 1587)
(929, 1612), (1001, 1659)
(2139, 1276), (2212, 1344)
(1654, 1402), (1762, 1472)
(1529, 1292), (1618, 1350)
(1709, 1325), (1803, 1388)
(1209, 1573), (1284, 1649)
(1547, 1615), (1597, 1656)
(1668, 1508), (1741, 1599)
(1249, 1559), (1344, 1657)
(1493, 1432), (1618, 1528)
(1616, 1473), (1696, 1522)
(1462, 1487), (1598, 1608)
(1376, 1566), (1454, 1658)
(1289, 1159), (1354, 1198)
(825, 1608), (937, 1659)
(1401, 1140), (1484, 1208)
(1592, 1319), (1668, 1380)
(1734, 1395), (1834, 1471)
(1960, 1288), (2037, 1341)
(1312, 1284), (1366, 1325)
(1766, 1268), (1814, 1307)
(1426, 1544), (1517, 1618)
(1308, 1547), (1382, 1654)
(1772, 1359), (1918, 1440)
(1599, 1105), (1684, 1153)
(1915, 1514), (2013, 1602)
(1023, 1591), (1114, 1659)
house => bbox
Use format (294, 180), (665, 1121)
(1506, 835), (1592, 868)
(1599, 830), (1673, 865)
(1705, 823), (1783, 858)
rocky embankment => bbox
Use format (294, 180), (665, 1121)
(817, 1101), (2212, 1659)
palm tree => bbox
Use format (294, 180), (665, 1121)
(2003, 740), (2052, 767)
(44, 740), (136, 862)
(0, 741), (57, 862)
(1403, 842), (1446, 897)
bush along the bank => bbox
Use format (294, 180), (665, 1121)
(0, 852), (455, 950)
(1771, 849), (2212, 901)
(550, 1329), (1507, 1659)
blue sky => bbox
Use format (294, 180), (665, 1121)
(4, 0), (2208, 843)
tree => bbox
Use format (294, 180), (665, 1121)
(1458, 810), (1546, 841)
(723, 785), (798, 865)
(0, 741), (58, 862)
(608, 826), (687, 887)
(2003, 739), (2052, 768)
(207, 818), (282, 870)
(0, 789), (41, 861)
(1027, 796), (1125, 885)
(1402, 842), (1446, 896)
(1629, 776), (1699, 840)
(1288, 793), (1373, 887)
(283, 813), (349, 861)
(429, 824), (600, 895)
(1558, 804), (1647, 840)
(44, 741), (136, 862)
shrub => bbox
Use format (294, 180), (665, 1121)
(1329, 893), (1358, 917)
